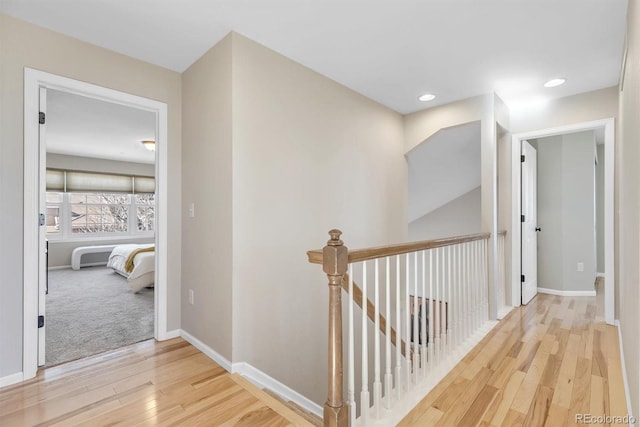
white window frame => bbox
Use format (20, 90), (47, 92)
(45, 192), (155, 241)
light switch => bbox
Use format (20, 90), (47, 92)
(188, 202), (195, 218)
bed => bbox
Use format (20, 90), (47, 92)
(107, 244), (155, 292)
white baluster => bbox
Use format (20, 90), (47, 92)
(484, 239), (489, 322)
(446, 245), (452, 357)
(384, 257), (392, 410)
(395, 256), (402, 400)
(464, 242), (470, 342)
(428, 249), (434, 374)
(421, 250), (427, 380)
(434, 247), (441, 366)
(373, 259), (381, 418)
(361, 262), (369, 426)
(348, 264), (356, 426)
(413, 252), (419, 384)
(404, 254), (411, 392)
(473, 241), (478, 332)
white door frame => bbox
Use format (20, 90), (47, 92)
(23, 68), (170, 379)
(511, 118), (615, 325)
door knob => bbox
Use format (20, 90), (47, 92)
(535, 227), (541, 232)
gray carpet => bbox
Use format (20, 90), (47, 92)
(46, 266), (153, 366)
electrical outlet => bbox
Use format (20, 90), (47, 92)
(188, 203), (195, 218)
(577, 262), (584, 272)
(189, 289), (194, 305)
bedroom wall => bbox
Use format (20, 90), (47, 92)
(46, 153), (155, 176)
(46, 153), (156, 268)
(0, 14), (182, 379)
(230, 33), (407, 405)
(534, 131), (597, 293)
(181, 34), (234, 360)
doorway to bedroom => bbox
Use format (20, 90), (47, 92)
(41, 89), (156, 366)
(42, 88), (157, 366)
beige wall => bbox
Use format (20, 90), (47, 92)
(181, 35), (234, 360)
(510, 86), (619, 134)
(230, 33), (407, 404)
(408, 186), (481, 241)
(618, 0), (640, 418)
(596, 145), (605, 273)
(0, 14), (182, 378)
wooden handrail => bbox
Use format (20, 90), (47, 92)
(308, 232), (491, 265)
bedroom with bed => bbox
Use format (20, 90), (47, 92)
(43, 88), (158, 366)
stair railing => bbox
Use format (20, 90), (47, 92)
(308, 229), (500, 426)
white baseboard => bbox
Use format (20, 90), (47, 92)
(163, 329), (181, 340)
(179, 329), (233, 372)
(615, 320), (634, 425)
(232, 362), (323, 418)
(0, 372), (23, 388)
(48, 262), (107, 271)
(596, 272), (605, 278)
(178, 329), (321, 418)
(537, 287), (596, 297)
(497, 305), (515, 320)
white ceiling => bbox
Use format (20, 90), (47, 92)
(46, 89), (156, 164)
(408, 121), (481, 222)
(0, 1), (628, 114)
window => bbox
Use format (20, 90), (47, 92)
(47, 192), (154, 240)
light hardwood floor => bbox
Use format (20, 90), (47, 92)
(0, 284), (627, 426)
(398, 290), (629, 426)
(0, 338), (316, 426)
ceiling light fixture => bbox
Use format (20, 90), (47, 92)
(141, 140), (156, 151)
(543, 78), (566, 88)
(418, 93), (436, 102)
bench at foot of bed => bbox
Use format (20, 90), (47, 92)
(71, 245), (117, 270)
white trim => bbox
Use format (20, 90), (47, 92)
(497, 305), (515, 320)
(178, 329), (322, 418)
(615, 320), (634, 425)
(23, 68), (170, 381)
(48, 262), (107, 271)
(0, 372), (24, 389)
(596, 272), (605, 278)
(511, 118), (615, 324)
(180, 330), (233, 372)
(232, 362), (323, 417)
(537, 287), (596, 297)
(164, 329), (181, 340)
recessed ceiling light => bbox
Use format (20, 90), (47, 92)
(543, 78), (566, 88)
(418, 93), (436, 102)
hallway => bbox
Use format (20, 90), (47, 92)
(398, 290), (629, 426)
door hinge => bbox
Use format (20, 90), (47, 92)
(521, 214), (525, 223)
(521, 155), (525, 162)
(39, 213), (45, 226)
(39, 112), (45, 125)
(38, 315), (44, 328)
(521, 275), (525, 283)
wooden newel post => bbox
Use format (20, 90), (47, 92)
(322, 229), (349, 426)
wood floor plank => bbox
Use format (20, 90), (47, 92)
(1, 289), (629, 427)
(399, 290), (627, 427)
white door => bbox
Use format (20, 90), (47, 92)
(38, 87), (47, 366)
(521, 140), (538, 304)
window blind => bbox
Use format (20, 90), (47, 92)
(45, 169), (155, 194)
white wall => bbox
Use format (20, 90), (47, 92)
(408, 186), (481, 241)
(535, 131), (596, 292)
(231, 33), (407, 404)
(596, 144), (605, 273)
(618, 0), (640, 418)
(0, 14), (182, 380)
